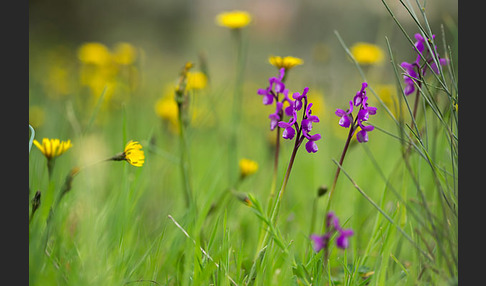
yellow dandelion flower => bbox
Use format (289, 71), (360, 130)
(216, 10), (252, 29)
(111, 140), (145, 167)
(268, 55), (304, 70)
(350, 42), (385, 65)
(123, 140), (145, 167)
(77, 42), (112, 66)
(33, 138), (72, 160)
(239, 158), (258, 178)
(112, 42), (137, 65)
(186, 71), (208, 91)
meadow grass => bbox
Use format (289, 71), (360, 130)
(29, 1), (457, 285)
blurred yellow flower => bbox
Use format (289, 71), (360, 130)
(29, 106), (45, 128)
(33, 138), (72, 160)
(77, 42), (112, 66)
(239, 158), (258, 178)
(268, 56), (303, 70)
(186, 71), (208, 91)
(350, 42), (385, 65)
(123, 140), (145, 167)
(216, 10), (252, 29)
(375, 84), (408, 119)
(155, 95), (179, 133)
(112, 42), (137, 65)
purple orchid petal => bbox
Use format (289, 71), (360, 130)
(367, 106), (377, 115)
(262, 93), (274, 105)
(339, 115), (352, 128)
(356, 129), (369, 143)
(336, 229), (354, 249)
(335, 109), (346, 117)
(302, 119), (312, 132)
(361, 124), (374, 132)
(282, 126), (295, 140)
(305, 140), (318, 153)
(357, 109), (369, 122)
(278, 121), (291, 128)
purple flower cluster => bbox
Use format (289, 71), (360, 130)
(401, 33), (448, 95)
(335, 82), (376, 143)
(258, 68), (322, 153)
(310, 212), (354, 252)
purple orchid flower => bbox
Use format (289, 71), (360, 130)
(268, 102), (283, 131)
(311, 211), (354, 252)
(401, 33), (448, 96)
(335, 100), (354, 128)
(335, 82), (376, 143)
(278, 87), (322, 153)
(400, 61), (419, 96)
(278, 106), (297, 140)
(336, 229), (354, 249)
(353, 82), (368, 106)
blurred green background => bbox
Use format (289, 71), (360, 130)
(29, 0), (458, 101)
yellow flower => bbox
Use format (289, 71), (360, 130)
(112, 42), (137, 65)
(111, 140), (145, 167)
(239, 158), (258, 178)
(155, 92), (180, 133)
(33, 138), (72, 160)
(350, 42), (385, 65)
(375, 84), (406, 118)
(268, 56), (304, 70)
(77, 42), (112, 66)
(186, 71), (208, 91)
(216, 10), (252, 29)
(123, 140), (145, 167)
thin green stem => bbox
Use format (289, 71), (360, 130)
(323, 123), (356, 232)
(177, 102), (193, 208)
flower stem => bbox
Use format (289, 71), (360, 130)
(266, 117), (281, 217)
(323, 124), (355, 231)
(269, 137), (300, 225)
(250, 134), (301, 282)
(177, 103), (193, 208)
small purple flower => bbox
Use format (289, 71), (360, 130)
(268, 102), (283, 131)
(278, 107), (297, 140)
(400, 61), (418, 96)
(353, 82), (368, 106)
(257, 87), (274, 105)
(336, 229), (354, 249)
(257, 68), (290, 130)
(292, 87), (309, 111)
(302, 103), (320, 132)
(311, 211), (354, 252)
(310, 233), (330, 252)
(304, 131), (321, 153)
(356, 124), (374, 143)
(335, 101), (354, 128)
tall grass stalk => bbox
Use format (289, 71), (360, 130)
(175, 63), (195, 208)
(228, 28), (247, 187)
